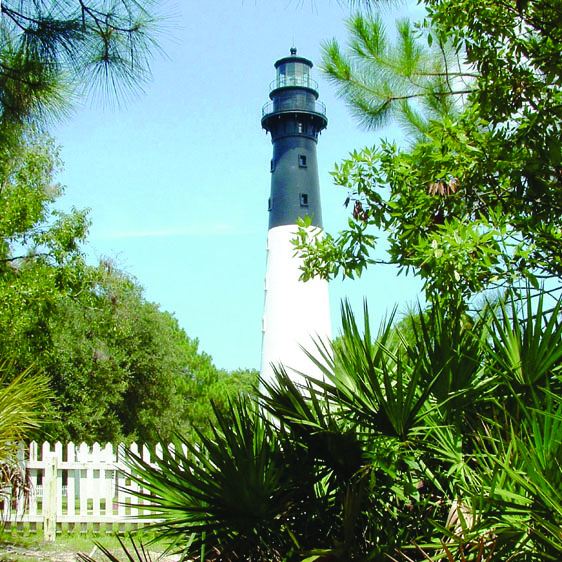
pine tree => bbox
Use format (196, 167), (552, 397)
(0, 0), (162, 132)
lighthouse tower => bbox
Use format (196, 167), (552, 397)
(260, 48), (331, 387)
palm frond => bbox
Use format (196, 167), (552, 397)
(123, 398), (304, 561)
(486, 289), (562, 402)
(0, 363), (51, 457)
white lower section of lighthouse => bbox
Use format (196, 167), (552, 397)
(260, 224), (331, 387)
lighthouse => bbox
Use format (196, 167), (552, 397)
(260, 48), (331, 387)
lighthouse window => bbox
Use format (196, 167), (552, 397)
(297, 122), (303, 134)
(270, 158), (275, 172)
(268, 198), (273, 211)
(299, 193), (309, 207)
(298, 154), (307, 167)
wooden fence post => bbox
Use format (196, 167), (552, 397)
(43, 453), (58, 542)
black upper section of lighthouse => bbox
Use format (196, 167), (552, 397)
(262, 48), (327, 230)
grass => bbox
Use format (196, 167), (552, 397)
(0, 533), (97, 561)
(0, 530), (167, 562)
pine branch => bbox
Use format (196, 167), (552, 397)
(347, 75), (474, 102)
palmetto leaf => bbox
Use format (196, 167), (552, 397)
(123, 398), (304, 561)
(456, 388), (562, 558)
(407, 304), (490, 421)
(486, 289), (562, 392)
(260, 367), (364, 484)
(302, 300), (438, 441)
(0, 362), (51, 457)
(0, 362), (50, 523)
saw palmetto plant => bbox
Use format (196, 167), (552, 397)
(0, 363), (50, 524)
(103, 289), (562, 562)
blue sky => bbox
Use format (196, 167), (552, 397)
(53, 1), (424, 371)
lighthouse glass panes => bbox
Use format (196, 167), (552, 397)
(276, 59), (311, 89)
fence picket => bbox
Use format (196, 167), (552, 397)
(54, 442), (63, 518)
(27, 441), (39, 519)
(91, 443), (101, 518)
(66, 442), (76, 518)
(103, 443), (114, 516)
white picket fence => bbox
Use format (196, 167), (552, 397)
(2, 441), (167, 539)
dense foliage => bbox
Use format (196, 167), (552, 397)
(296, 0), (562, 310)
(0, 0), (259, 448)
(0, 131), (257, 445)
